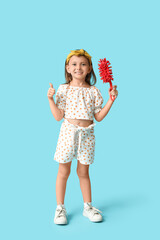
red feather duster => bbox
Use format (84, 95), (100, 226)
(98, 58), (116, 101)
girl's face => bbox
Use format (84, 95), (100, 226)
(66, 55), (92, 81)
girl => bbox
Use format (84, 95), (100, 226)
(47, 49), (118, 225)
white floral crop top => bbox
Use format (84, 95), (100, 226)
(55, 84), (104, 120)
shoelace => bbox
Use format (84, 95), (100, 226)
(56, 207), (67, 218)
(85, 204), (102, 216)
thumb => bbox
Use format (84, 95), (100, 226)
(49, 83), (53, 88)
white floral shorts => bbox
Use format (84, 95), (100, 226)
(54, 119), (96, 165)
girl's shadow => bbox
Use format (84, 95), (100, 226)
(98, 194), (148, 221)
(61, 195), (148, 224)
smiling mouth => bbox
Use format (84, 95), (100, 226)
(75, 72), (83, 74)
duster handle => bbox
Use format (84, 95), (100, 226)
(109, 82), (116, 101)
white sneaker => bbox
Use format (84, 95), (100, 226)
(83, 203), (103, 222)
(54, 204), (67, 225)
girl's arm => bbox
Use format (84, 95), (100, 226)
(94, 86), (118, 122)
(94, 98), (114, 122)
(48, 98), (64, 121)
(47, 83), (64, 121)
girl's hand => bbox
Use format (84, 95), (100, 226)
(108, 85), (118, 101)
(47, 83), (56, 99)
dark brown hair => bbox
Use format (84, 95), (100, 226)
(64, 49), (97, 86)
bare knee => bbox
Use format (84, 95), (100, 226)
(58, 163), (71, 179)
(77, 167), (89, 178)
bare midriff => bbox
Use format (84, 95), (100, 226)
(64, 118), (93, 127)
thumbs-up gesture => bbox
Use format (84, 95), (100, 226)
(47, 83), (56, 99)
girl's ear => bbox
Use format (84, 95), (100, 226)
(66, 65), (70, 73)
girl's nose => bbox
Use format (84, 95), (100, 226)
(76, 66), (81, 70)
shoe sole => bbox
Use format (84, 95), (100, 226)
(54, 219), (67, 225)
(83, 212), (103, 222)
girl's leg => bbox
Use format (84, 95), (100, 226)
(56, 162), (72, 205)
(76, 161), (91, 203)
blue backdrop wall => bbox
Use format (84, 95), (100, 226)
(0, 0), (160, 239)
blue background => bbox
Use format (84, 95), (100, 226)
(0, 0), (160, 239)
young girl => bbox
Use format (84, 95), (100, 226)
(47, 49), (118, 225)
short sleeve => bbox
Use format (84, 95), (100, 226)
(94, 87), (104, 114)
(55, 85), (66, 111)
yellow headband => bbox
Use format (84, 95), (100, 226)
(66, 49), (92, 65)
